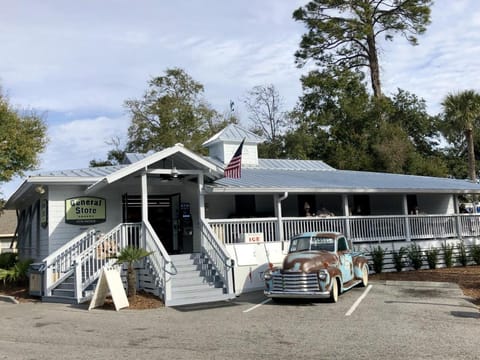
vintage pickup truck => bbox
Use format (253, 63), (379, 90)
(264, 232), (369, 302)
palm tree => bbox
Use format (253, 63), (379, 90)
(115, 247), (152, 298)
(441, 90), (480, 182)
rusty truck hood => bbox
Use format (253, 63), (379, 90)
(282, 251), (338, 273)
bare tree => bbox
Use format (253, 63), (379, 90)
(243, 84), (286, 141)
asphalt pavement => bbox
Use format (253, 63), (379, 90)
(0, 281), (478, 360)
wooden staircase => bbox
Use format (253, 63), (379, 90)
(168, 253), (235, 307)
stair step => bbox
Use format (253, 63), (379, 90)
(172, 282), (222, 293)
(51, 289), (75, 297)
(42, 295), (78, 305)
(168, 293), (235, 307)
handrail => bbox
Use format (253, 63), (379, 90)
(143, 220), (176, 303)
(201, 219), (234, 268)
(44, 228), (97, 268)
(200, 219), (235, 295)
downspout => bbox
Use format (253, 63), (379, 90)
(275, 192), (288, 251)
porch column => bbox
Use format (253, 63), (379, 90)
(141, 171), (148, 248)
(453, 195), (462, 238)
(198, 174), (205, 220)
(275, 192), (288, 245)
(402, 195), (411, 241)
(342, 195), (351, 239)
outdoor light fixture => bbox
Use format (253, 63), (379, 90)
(171, 167), (179, 178)
(35, 185), (46, 194)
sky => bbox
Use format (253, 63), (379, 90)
(1, 0), (480, 198)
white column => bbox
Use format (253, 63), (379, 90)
(342, 195), (351, 239)
(141, 171), (148, 249)
(198, 174), (205, 220)
(403, 195), (411, 241)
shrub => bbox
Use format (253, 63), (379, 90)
(407, 244), (423, 270)
(0, 253), (17, 269)
(471, 244), (480, 265)
(442, 243), (454, 268)
(425, 247), (439, 270)
(370, 246), (386, 274)
(457, 241), (468, 266)
(392, 247), (407, 272)
(0, 259), (33, 286)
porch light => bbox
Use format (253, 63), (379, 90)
(172, 167), (179, 178)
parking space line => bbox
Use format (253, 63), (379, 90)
(345, 284), (372, 316)
(243, 298), (272, 313)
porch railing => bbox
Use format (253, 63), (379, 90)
(207, 214), (480, 244)
(142, 220), (176, 304)
(44, 228), (98, 296)
(74, 223), (142, 299)
(200, 219), (234, 294)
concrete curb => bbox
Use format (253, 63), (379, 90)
(0, 295), (20, 304)
(370, 279), (460, 289)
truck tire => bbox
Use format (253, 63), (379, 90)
(361, 264), (369, 287)
(329, 278), (338, 303)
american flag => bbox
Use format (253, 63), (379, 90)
(224, 139), (245, 178)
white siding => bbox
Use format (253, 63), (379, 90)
(48, 186), (123, 254)
(209, 142), (259, 166)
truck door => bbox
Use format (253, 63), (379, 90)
(337, 236), (354, 282)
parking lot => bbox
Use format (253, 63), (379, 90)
(1, 280), (479, 360)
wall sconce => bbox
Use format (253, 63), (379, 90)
(171, 167), (179, 178)
(35, 185), (46, 195)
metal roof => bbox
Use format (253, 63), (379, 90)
(209, 167), (480, 194)
(33, 165), (126, 178)
(202, 124), (265, 147)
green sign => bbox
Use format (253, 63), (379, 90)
(65, 196), (106, 225)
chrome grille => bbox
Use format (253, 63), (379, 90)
(271, 273), (320, 292)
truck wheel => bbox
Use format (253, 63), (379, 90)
(361, 264), (369, 287)
(329, 279), (338, 303)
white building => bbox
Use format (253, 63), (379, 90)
(5, 124), (480, 306)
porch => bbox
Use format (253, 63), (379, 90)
(207, 213), (480, 245)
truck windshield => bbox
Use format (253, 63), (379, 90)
(289, 236), (335, 253)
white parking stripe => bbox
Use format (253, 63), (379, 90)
(243, 298), (272, 313)
(345, 284), (373, 316)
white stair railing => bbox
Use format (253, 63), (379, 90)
(43, 228), (98, 296)
(200, 219), (234, 295)
(75, 223), (142, 300)
(142, 220), (177, 304)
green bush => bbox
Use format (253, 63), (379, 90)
(370, 246), (386, 274)
(471, 244), (480, 265)
(392, 247), (407, 272)
(457, 241), (468, 266)
(407, 244), (423, 270)
(442, 243), (454, 268)
(0, 259), (33, 286)
(0, 253), (17, 269)
(425, 247), (439, 270)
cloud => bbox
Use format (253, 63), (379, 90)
(42, 115), (130, 170)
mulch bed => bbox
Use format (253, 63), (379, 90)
(370, 265), (480, 305)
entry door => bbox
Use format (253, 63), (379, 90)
(122, 194), (180, 253)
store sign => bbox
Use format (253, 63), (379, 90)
(65, 196), (106, 225)
(242, 232), (264, 243)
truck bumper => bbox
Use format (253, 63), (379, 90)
(264, 290), (331, 299)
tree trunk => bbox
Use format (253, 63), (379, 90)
(466, 128), (477, 182)
(127, 264), (137, 298)
(367, 34), (382, 99)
